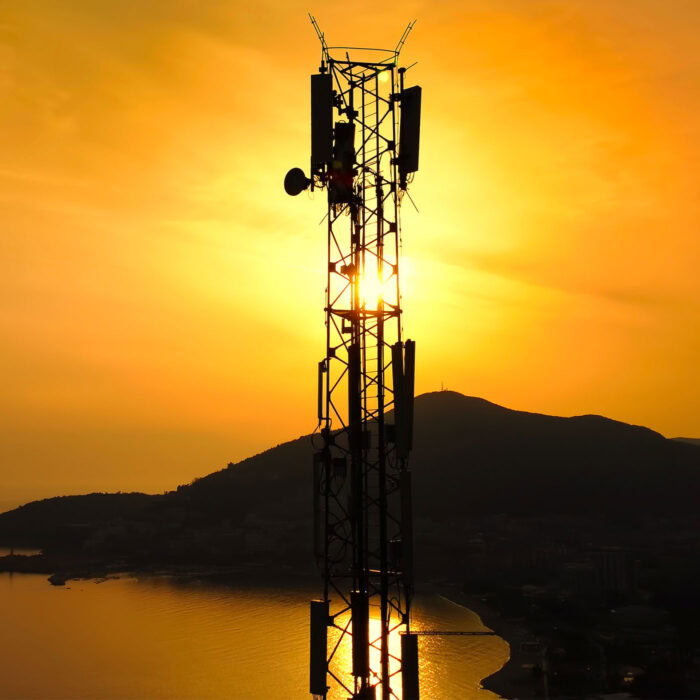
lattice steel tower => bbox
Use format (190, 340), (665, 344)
(285, 17), (421, 700)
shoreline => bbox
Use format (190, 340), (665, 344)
(437, 584), (540, 700)
(0, 553), (325, 589)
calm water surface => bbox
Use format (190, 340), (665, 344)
(0, 573), (508, 699)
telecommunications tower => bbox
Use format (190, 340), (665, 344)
(285, 17), (421, 700)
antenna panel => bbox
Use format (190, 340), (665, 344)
(309, 600), (329, 694)
(311, 73), (333, 174)
(328, 121), (355, 204)
(399, 85), (422, 182)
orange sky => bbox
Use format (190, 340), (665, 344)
(1, 1), (699, 507)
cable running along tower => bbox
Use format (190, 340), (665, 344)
(285, 17), (422, 700)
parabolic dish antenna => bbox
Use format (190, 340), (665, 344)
(284, 167), (310, 196)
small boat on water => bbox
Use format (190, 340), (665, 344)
(48, 573), (67, 586)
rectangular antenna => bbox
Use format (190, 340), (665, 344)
(311, 74), (333, 175)
(309, 600), (329, 694)
(312, 452), (324, 559)
(329, 121), (355, 204)
(351, 591), (370, 677)
(399, 85), (422, 188)
(404, 339), (416, 451)
(401, 632), (420, 700)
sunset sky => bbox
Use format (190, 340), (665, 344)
(2, 0), (699, 507)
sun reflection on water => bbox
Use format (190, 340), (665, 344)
(327, 607), (409, 699)
(325, 596), (507, 699)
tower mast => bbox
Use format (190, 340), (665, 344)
(286, 19), (421, 699)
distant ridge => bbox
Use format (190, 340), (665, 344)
(673, 437), (700, 447)
(1, 391), (699, 559)
(408, 391), (697, 517)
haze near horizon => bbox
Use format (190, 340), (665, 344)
(2, 0), (699, 506)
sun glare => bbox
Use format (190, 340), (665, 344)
(359, 259), (396, 310)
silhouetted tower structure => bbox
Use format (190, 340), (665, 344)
(285, 17), (421, 700)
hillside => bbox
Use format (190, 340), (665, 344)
(179, 391), (700, 519)
(1, 391), (699, 567)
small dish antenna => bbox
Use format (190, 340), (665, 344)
(284, 167), (311, 196)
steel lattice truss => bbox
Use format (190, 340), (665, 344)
(312, 42), (415, 700)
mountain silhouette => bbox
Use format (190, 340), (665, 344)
(1, 391), (699, 564)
